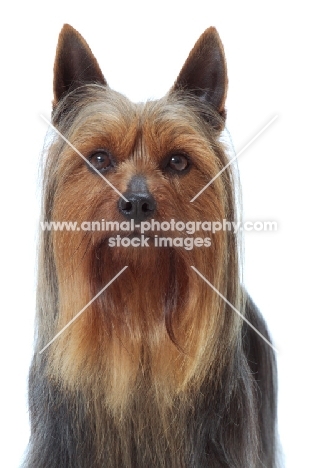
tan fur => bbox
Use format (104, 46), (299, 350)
(40, 87), (242, 415)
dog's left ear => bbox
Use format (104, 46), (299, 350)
(172, 27), (228, 130)
(53, 24), (106, 108)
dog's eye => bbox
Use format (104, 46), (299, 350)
(168, 154), (190, 172)
(89, 150), (113, 172)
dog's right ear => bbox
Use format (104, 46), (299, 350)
(53, 24), (106, 108)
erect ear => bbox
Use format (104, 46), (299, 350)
(172, 27), (228, 129)
(53, 24), (106, 108)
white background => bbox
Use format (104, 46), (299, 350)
(1, 1), (311, 466)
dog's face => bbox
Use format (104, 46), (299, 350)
(52, 90), (227, 262)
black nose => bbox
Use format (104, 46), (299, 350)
(118, 192), (156, 223)
(118, 175), (156, 223)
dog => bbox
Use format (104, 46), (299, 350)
(25, 24), (277, 467)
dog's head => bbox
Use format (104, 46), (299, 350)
(50, 24), (232, 265)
